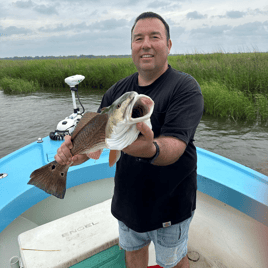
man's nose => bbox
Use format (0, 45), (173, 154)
(142, 36), (151, 50)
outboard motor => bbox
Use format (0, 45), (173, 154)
(49, 75), (85, 140)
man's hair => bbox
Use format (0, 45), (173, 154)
(131, 12), (170, 43)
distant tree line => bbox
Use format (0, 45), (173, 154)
(0, 55), (133, 60)
(1, 52), (266, 61)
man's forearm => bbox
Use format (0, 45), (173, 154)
(152, 136), (186, 166)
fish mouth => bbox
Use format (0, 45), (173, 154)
(125, 94), (154, 123)
(105, 92), (154, 150)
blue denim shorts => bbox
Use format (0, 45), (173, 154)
(118, 212), (194, 268)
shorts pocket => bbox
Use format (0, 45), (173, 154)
(118, 220), (129, 232)
(157, 224), (181, 248)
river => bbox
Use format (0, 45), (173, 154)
(1, 89), (268, 175)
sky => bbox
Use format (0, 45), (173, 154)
(0, 0), (267, 58)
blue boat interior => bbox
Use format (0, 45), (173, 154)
(0, 136), (268, 234)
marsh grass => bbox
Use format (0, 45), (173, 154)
(171, 52), (268, 122)
(200, 81), (256, 121)
(0, 57), (136, 89)
(169, 52), (268, 96)
(0, 52), (267, 121)
(254, 94), (268, 122)
(0, 77), (40, 93)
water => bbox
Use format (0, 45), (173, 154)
(1, 89), (268, 175)
(195, 115), (268, 174)
(1, 89), (105, 159)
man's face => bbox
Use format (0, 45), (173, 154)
(131, 18), (172, 75)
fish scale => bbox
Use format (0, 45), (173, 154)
(71, 113), (108, 155)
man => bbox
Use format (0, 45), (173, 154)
(55, 12), (203, 268)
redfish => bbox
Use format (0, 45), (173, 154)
(28, 91), (154, 199)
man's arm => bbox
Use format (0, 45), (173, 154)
(122, 122), (186, 166)
(56, 122), (186, 167)
(153, 136), (186, 166)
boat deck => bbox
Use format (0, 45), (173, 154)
(149, 191), (268, 267)
(13, 190), (268, 268)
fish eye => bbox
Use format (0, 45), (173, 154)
(117, 103), (121, 109)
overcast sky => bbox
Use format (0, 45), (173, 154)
(0, 0), (267, 58)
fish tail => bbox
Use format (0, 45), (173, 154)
(28, 161), (69, 199)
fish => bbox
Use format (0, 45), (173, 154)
(28, 91), (154, 199)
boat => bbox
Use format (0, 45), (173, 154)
(1, 134), (268, 267)
(1, 76), (268, 267)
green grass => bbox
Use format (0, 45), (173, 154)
(200, 81), (256, 121)
(0, 53), (268, 122)
(0, 77), (40, 93)
(0, 57), (136, 89)
(254, 94), (268, 122)
(169, 52), (268, 96)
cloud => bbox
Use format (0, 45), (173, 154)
(39, 22), (88, 33)
(171, 25), (185, 38)
(0, 25), (32, 35)
(13, 0), (58, 15)
(0, 5), (8, 17)
(225, 10), (246, 19)
(1, 0), (268, 58)
(13, 0), (34, 8)
(185, 21), (268, 53)
(215, 8), (268, 19)
(37, 27), (131, 56)
(186, 11), (207, 20)
(248, 8), (268, 16)
(190, 25), (232, 37)
(123, 0), (141, 5)
(89, 18), (130, 31)
(230, 21), (268, 37)
(147, 0), (182, 10)
(33, 4), (58, 15)
(33, 18), (131, 55)
(147, 0), (172, 9)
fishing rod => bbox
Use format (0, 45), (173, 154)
(49, 75), (85, 141)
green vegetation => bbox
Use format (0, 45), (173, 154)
(200, 81), (256, 121)
(170, 52), (268, 122)
(0, 53), (267, 122)
(169, 52), (268, 95)
(0, 57), (135, 89)
(0, 77), (40, 93)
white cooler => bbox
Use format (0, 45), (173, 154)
(18, 199), (125, 268)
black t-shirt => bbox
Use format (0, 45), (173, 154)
(97, 65), (204, 232)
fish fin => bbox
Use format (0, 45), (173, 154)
(71, 112), (99, 140)
(86, 149), (103, 160)
(28, 161), (69, 199)
(109, 150), (121, 167)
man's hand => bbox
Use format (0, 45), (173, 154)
(54, 135), (89, 166)
(122, 122), (156, 158)
(123, 122), (187, 166)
